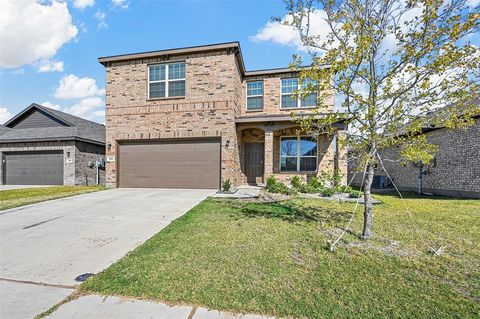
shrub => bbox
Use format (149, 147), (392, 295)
(266, 176), (294, 195)
(300, 184), (319, 194)
(266, 176), (278, 190)
(337, 185), (353, 193)
(349, 190), (363, 198)
(222, 179), (232, 192)
(290, 175), (304, 190)
(307, 176), (324, 190)
(321, 187), (336, 197)
(319, 171), (343, 188)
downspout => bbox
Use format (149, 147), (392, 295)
(96, 162), (100, 185)
(418, 162), (423, 195)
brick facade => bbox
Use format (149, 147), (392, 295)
(104, 50), (243, 187)
(102, 43), (347, 188)
(348, 118), (480, 198)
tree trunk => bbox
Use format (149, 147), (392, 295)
(362, 163), (375, 239)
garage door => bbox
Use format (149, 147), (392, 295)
(118, 139), (220, 189)
(4, 151), (64, 185)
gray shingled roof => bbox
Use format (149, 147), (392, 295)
(0, 125), (10, 136)
(0, 103), (105, 145)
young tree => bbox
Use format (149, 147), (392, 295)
(284, 0), (480, 239)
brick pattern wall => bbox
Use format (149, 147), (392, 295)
(271, 128), (336, 183)
(348, 118), (480, 198)
(74, 141), (106, 186)
(105, 50), (243, 187)
(241, 74), (335, 116)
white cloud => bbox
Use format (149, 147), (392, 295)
(41, 101), (63, 110)
(0, 0), (78, 68)
(251, 10), (332, 52)
(37, 59), (64, 73)
(11, 68), (26, 75)
(54, 74), (105, 99)
(94, 110), (105, 117)
(112, 0), (128, 9)
(73, 0), (95, 9)
(466, 0), (479, 7)
(94, 11), (108, 29)
(64, 97), (104, 119)
(0, 107), (12, 124)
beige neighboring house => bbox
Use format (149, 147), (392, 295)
(348, 102), (480, 199)
(99, 42), (347, 190)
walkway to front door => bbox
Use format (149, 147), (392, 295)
(245, 143), (264, 184)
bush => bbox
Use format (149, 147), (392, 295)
(222, 179), (232, 192)
(266, 176), (295, 195)
(319, 171), (343, 188)
(336, 185), (353, 193)
(290, 176), (304, 190)
(307, 176), (324, 190)
(321, 187), (336, 197)
(349, 190), (363, 198)
(266, 176), (278, 190)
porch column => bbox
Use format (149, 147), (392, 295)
(264, 128), (274, 177)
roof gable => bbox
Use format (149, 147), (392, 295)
(1, 103), (105, 145)
(5, 104), (71, 128)
(6, 108), (69, 129)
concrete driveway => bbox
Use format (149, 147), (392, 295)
(0, 188), (214, 319)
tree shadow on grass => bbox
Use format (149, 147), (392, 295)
(239, 201), (351, 225)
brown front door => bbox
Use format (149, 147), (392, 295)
(245, 143), (264, 184)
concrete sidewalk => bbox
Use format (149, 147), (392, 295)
(46, 294), (275, 319)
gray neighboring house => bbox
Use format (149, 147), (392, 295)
(0, 103), (106, 186)
(348, 101), (480, 199)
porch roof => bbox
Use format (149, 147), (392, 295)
(235, 113), (348, 130)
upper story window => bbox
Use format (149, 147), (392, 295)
(246, 81), (263, 110)
(281, 78), (317, 109)
(148, 62), (185, 99)
(280, 136), (317, 172)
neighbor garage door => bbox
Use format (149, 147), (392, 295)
(118, 139), (220, 189)
(4, 151), (64, 185)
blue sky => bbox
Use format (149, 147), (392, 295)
(0, 0), (307, 124)
(1, 0), (478, 124)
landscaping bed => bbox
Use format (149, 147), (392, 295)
(0, 186), (105, 211)
(81, 193), (480, 318)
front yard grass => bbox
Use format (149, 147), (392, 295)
(81, 193), (480, 318)
(0, 186), (105, 211)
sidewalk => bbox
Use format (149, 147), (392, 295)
(46, 294), (276, 319)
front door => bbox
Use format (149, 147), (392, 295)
(245, 143), (264, 184)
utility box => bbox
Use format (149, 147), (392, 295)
(372, 175), (386, 188)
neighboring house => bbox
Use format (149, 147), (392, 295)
(348, 102), (480, 199)
(0, 103), (106, 186)
(98, 41), (347, 189)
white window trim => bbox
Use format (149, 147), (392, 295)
(279, 136), (318, 172)
(246, 80), (264, 111)
(280, 78), (316, 109)
(147, 62), (186, 99)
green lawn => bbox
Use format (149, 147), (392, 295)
(0, 186), (105, 210)
(81, 193), (480, 319)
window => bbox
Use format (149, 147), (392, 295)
(246, 81), (263, 110)
(280, 136), (317, 172)
(281, 78), (317, 108)
(148, 62), (185, 99)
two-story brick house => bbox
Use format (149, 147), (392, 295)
(99, 42), (347, 189)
